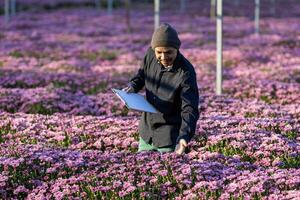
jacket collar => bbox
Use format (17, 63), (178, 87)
(171, 51), (182, 72)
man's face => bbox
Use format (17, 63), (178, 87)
(154, 47), (178, 67)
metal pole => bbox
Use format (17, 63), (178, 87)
(125, 0), (131, 33)
(154, 0), (160, 30)
(255, 0), (260, 34)
(5, 0), (10, 23)
(180, 0), (186, 13)
(210, 0), (216, 19)
(271, 0), (276, 15)
(107, 0), (113, 15)
(95, 0), (100, 9)
(234, 0), (240, 6)
(11, 0), (16, 16)
(216, 0), (223, 95)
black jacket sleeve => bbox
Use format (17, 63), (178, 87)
(177, 70), (199, 144)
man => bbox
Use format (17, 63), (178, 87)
(123, 23), (199, 155)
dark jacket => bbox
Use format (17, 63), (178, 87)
(130, 47), (199, 147)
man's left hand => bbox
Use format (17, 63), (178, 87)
(175, 139), (187, 155)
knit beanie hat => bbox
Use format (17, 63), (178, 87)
(151, 23), (181, 49)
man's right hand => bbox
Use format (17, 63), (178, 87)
(122, 86), (135, 93)
(175, 139), (187, 155)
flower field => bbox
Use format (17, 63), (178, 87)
(0, 1), (299, 199)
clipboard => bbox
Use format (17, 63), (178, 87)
(112, 88), (158, 113)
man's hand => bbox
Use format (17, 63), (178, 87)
(122, 86), (135, 93)
(175, 139), (187, 155)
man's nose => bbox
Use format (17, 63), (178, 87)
(161, 53), (166, 60)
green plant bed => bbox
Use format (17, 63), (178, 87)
(207, 139), (256, 163)
(80, 50), (118, 61)
(27, 103), (56, 115)
(280, 154), (300, 169)
(86, 82), (108, 95)
(0, 123), (17, 143)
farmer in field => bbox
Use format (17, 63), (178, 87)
(123, 23), (199, 155)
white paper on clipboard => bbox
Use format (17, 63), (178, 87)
(112, 88), (158, 113)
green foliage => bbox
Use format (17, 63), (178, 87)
(3, 106), (18, 113)
(80, 133), (92, 143)
(267, 113), (277, 118)
(111, 105), (129, 117)
(52, 80), (67, 88)
(204, 189), (222, 199)
(285, 130), (298, 140)
(46, 123), (57, 131)
(259, 67), (272, 72)
(26, 51), (48, 59)
(0, 159), (52, 197)
(193, 134), (208, 147)
(80, 52), (98, 61)
(244, 112), (256, 118)
(260, 95), (272, 104)
(9, 50), (47, 59)
(20, 137), (38, 145)
(76, 165), (222, 200)
(195, 39), (206, 47)
(80, 50), (118, 61)
(293, 70), (300, 83)
(273, 39), (300, 49)
(1, 158), (89, 198)
(265, 124), (298, 140)
(99, 124), (109, 130)
(260, 85), (277, 104)
(5, 80), (43, 89)
(52, 80), (78, 93)
(266, 124), (281, 134)
(28, 103), (55, 115)
(6, 80), (26, 88)
(120, 107), (129, 116)
(0, 123), (17, 143)
(99, 50), (118, 60)
(223, 59), (236, 68)
(9, 50), (24, 58)
(128, 146), (138, 153)
(280, 154), (300, 169)
(80, 185), (97, 199)
(48, 132), (72, 148)
(60, 132), (72, 148)
(132, 132), (139, 141)
(86, 82), (108, 95)
(230, 194), (262, 200)
(207, 139), (256, 163)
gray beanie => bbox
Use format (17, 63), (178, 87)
(151, 23), (181, 49)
